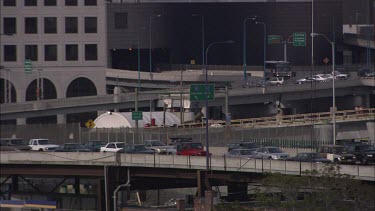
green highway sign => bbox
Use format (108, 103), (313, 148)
(189, 84), (215, 101)
(268, 35), (281, 44)
(24, 59), (32, 73)
(132, 111), (143, 120)
(293, 32), (306, 46)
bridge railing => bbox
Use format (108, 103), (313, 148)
(180, 108), (375, 128)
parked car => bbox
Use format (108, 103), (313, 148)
(0, 138), (31, 151)
(227, 142), (258, 152)
(175, 142), (210, 156)
(225, 148), (258, 159)
(54, 143), (92, 152)
(29, 139), (59, 151)
(346, 144), (375, 165)
(358, 68), (374, 77)
(286, 152), (332, 163)
(144, 140), (173, 154)
(100, 142), (125, 152)
(85, 140), (108, 152)
(118, 144), (155, 154)
(253, 147), (289, 160)
(317, 145), (357, 164)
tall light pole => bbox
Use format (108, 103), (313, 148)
(311, 33), (336, 145)
(192, 14), (205, 65)
(204, 40), (235, 171)
(149, 14), (161, 75)
(243, 17), (253, 81)
(255, 21), (267, 82)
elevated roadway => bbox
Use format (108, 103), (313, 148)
(1, 152), (374, 181)
(0, 78), (374, 120)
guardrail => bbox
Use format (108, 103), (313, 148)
(181, 108), (375, 128)
(1, 152), (374, 181)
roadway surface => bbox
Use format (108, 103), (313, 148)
(1, 151), (374, 181)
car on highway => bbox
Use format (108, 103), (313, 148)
(118, 144), (155, 154)
(100, 142), (125, 152)
(286, 152), (332, 163)
(346, 144), (375, 165)
(227, 142), (258, 152)
(311, 74), (330, 82)
(225, 148), (258, 159)
(0, 138), (31, 151)
(317, 145), (357, 164)
(267, 77), (285, 85)
(144, 140), (173, 154)
(253, 147), (290, 160)
(175, 142), (210, 156)
(29, 138), (59, 151)
(54, 143), (92, 152)
(84, 140), (108, 152)
(295, 77), (315, 84)
(167, 137), (192, 145)
(333, 71), (349, 80)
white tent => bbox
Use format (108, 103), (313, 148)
(93, 111), (181, 128)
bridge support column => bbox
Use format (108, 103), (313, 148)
(227, 182), (248, 202)
(197, 170), (210, 197)
(16, 118), (26, 125)
(11, 176), (18, 193)
(366, 122), (375, 142)
(57, 114), (66, 124)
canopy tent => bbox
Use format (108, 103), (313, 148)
(93, 111), (181, 128)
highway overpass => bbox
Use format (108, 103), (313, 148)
(0, 77), (374, 121)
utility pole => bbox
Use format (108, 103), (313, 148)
(180, 69), (184, 124)
(135, 88), (139, 128)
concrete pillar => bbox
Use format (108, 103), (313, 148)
(57, 114), (66, 124)
(16, 118), (26, 125)
(366, 122), (375, 141)
(227, 182), (248, 202)
(176, 199), (185, 211)
(313, 124), (334, 145)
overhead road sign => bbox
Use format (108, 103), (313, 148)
(132, 111), (143, 120)
(268, 35), (282, 44)
(189, 84), (215, 101)
(293, 32), (306, 46)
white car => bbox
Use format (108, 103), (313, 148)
(253, 147), (289, 160)
(311, 74), (329, 82)
(333, 71), (349, 80)
(29, 139), (59, 151)
(100, 142), (125, 152)
(267, 77), (285, 85)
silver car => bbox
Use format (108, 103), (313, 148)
(254, 147), (289, 160)
(225, 148), (258, 159)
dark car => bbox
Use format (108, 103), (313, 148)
(317, 145), (357, 164)
(167, 137), (192, 145)
(118, 144), (155, 154)
(286, 152), (332, 163)
(84, 140), (108, 152)
(346, 144), (375, 165)
(227, 142), (258, 152)
(0, 138), (31, 151)
(54, 143), (92, 152)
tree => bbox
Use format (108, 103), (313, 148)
(255, 164), (375, 211)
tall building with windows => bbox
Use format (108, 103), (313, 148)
(0, 0), (107, 124)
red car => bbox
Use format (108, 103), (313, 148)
(175, 142), (210, 156)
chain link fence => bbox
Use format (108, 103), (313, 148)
(1, 123), (356, 148)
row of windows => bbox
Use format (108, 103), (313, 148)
(3, 0), (97, 6)
(3, 17), (97, 34)
(3, 44), (98, 62)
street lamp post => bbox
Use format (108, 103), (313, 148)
(243, 17), (253, 81)
(204, 40), (235, 171)
(255, 21), (267, 82)
(311, 33), (336, 145)
(149, 14), (161, 75)
(192, 14), (205, 65)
